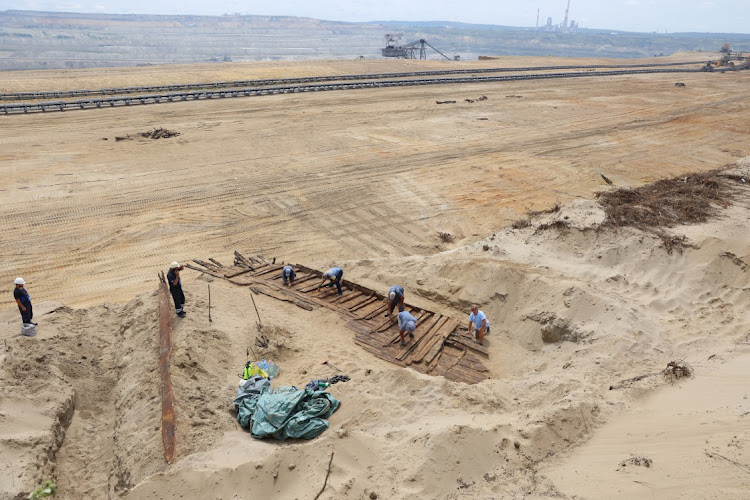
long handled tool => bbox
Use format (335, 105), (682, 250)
(250, 294), (262, 328)
(208, 284), (212, 323)
(322, 360), (343, 372)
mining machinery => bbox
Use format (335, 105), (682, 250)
(701, 43), (749, 71)
(381, 34), (454, 60)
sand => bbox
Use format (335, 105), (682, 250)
(1, 56), (750, 499)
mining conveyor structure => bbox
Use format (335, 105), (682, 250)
(381, 33), (455, 61)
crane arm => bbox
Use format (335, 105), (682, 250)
(424, 41), (452, 61)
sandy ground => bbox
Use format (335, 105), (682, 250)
(1, 55), (748, 309)
(1, 56), (750, 499)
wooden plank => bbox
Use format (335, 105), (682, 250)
(450, 361), (488, 381)
(349, 296), (378, 312)
(354, 334), (386, 350)
(234, 251), (255, 270)
(397, 316), (447, 361)
(249, 263), (271, 275)
(411, 319), (459, 364)
(426, 349), (445, 374)
(184, 263), (223, 277)
(157, 272), (176, 464)
(333, 290), (361, 304)
(371, 314), (399, 333)
(448, 333), (490, 356)
(354, 340), (377, 352)
(441, 364), (483, 384)
(293, 263), (324, 279)
(224, 267), (254, 279)
(457, 355), (489, 372)
(299, 282), (324, 293)
(288, 274), (317, 288)
(406, 316), (449, 361)
(208, 258), (224, 268)
(193, 259), (220, 272)
(250, 285), (314, 311)
(439, 348), (466, 373)
(443, 345), (465, 357)
(423, 339), (445, 365)
(295, 263), (383, 297)
(253, 265), (284, 277)
(347, 320), (377, 337)
(362, 303), (390, 320)
(356, 302), (386, 319)
(341, 294), (371, 310)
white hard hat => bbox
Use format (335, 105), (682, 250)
(389, 291), (396, 301)
(14, 277), (25, 285)
(170, 261), (180, 269)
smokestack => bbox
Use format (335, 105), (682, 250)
(562, 0), (570, 30)
(536, 8), (540, 29)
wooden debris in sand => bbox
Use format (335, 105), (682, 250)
(191, 253), (491, 384)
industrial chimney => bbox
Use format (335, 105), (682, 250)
(562, 0), (570, 30)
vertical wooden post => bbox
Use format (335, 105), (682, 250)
(208, 284), (212, 323)
(158, 271), (176, 463)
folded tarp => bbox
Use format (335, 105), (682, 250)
(234, 375), (272, 407)
(236, 385), (340, 440)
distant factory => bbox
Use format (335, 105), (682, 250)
(536, 0), (579, 33)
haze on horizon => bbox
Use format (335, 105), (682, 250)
(5, 0), (750, 34)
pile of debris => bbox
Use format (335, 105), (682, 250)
(597, 167), (746, 253)
(598, 167), (743, 229)
(114, 128), (180, 141)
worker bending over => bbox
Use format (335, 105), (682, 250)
(167, 261), (186, 317)
(318, 267), (344, 295)
(282, 265), (296, 286)
(467, 305), (490, 345)
(384, 285), (405, 317)
(397, 310), (417, 346)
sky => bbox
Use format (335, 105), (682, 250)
(5, 0), (750, 34)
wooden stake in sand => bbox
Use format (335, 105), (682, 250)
(250, 292), (269, 348)
(208, 284), (212, 323)
(250, 293), (262, 328)
(313, 452), (335, 500)
(157, 271), (176, 464)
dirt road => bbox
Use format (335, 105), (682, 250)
(1, 57), (748, 307)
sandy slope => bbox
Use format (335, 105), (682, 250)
(542, 351), (750, 499)
(2, 160), (748, 499)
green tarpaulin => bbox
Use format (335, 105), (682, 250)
(237, 386), (340, 440)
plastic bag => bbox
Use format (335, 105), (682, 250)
(257, 359), (280, 379)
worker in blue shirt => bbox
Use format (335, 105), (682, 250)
(397, 310), (417, 346)
(282, 265), (296, 286)
(13, 277), (36, 326)
(167, 261), (186, 317)
(318, 267), (344, 295)
(384, 285), (405, 317)
(467, 305), (491, 345)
